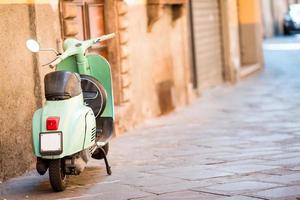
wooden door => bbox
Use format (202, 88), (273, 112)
(63, 0), (108, 58)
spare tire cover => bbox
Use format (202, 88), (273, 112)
(80, 75), (107, 118)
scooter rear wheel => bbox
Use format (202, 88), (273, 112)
(49, 159), (66, 192)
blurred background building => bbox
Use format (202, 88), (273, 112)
(261, 0), (300, 37)
(0, 0), (263, 180)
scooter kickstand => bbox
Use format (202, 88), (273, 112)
(98, 146), (112, 175)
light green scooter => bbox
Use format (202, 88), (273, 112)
(26, 33), (115, 192)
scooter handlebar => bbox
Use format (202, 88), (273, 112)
(93, 33), (116, 44)
(81, 33), (116, 51)
(47, 33), (116, 67)
(48, 48), (76, 67)
(49, 57), (63, 67)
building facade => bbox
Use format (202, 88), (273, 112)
(0, 0), (263, 180)
(189, 0), (263, 88)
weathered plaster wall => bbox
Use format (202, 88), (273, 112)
(238, 0), (263, 66)
(260, 0), (275, 38)
(34, 2), (61, 93)
(117, 2), (191, 130)
(0, 4), (36, 181)
(220, 0), (241, 83)
(0, 2), (60, 181)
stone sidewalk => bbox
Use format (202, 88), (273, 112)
(1, 37), (300, 199)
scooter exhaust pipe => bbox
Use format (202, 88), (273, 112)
(73, 157), (86, 174)
(65, 150), (91, 175)
(65, 156), (87, 175)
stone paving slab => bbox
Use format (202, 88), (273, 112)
(148, 166), (234, 181)
(248, 134), (294, 142)
(217, 196), (263, 200)
(120, 174), (183, 188)
(264, 152), (300, 160)
(193, 181), (283, 196)
(214, 164), (279, 174)
(256, 173), (300, 185)
(249, 186), (300, 199)
(75, 183), (150, 200)
(266, 157), (300, 167)
(139, 180), (214, 195)
(133, 190), (227, 200)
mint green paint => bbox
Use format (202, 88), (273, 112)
(87, 55), (114, 119)
(60, 38), (91, 75)
(57, 56), (77, 72)
(57, 55), (114, 119)
(32, 94), (96, 159)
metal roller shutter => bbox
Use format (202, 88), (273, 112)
(191, 0), (224, 91)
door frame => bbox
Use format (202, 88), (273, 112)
(187, 0), (198, 90)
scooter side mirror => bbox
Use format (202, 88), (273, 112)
(26, 39), (40, 53)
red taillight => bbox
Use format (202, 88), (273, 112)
(46, 117), (60, 130)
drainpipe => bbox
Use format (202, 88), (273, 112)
(28, 3), (43, 108)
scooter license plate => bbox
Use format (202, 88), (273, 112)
(39, 132), (63, 155)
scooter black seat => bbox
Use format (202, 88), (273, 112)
(45, 71), (82, 100)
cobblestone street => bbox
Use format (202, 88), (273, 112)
(2, 37), (300, 199)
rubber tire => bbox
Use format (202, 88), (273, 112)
(49, 159), (66, 192)
(92, 143), (109, 160)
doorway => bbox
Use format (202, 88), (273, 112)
(237, 0), (262, 76)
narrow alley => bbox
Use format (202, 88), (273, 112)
(2, 37), (300, 199)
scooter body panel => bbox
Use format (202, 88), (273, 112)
(57, 55), (114, 119)
(32, 94), (96, 159)
(88, 55), (114, 119)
